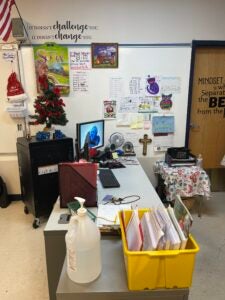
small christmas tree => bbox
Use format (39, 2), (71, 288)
(29, 75), (68, 128)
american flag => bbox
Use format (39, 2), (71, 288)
(0, 0), (15, 42)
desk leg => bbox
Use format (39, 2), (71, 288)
(198, 196), (203, 218)
(44, 231), (67, 300)
(156, 174), (167, 203)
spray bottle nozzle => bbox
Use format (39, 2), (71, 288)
(74, 197), (87, 216)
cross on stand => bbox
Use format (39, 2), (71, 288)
(139, 134), (152, 156)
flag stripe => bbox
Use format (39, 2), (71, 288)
(0, 12), (10, 38)
(0, 0), (14, 41)
(0, 0), (7, 10)
(0, 0), (8, 21)
(0, 0), (9, 27)
(2, 20), (11, 41)
(0, 10), (10, 34)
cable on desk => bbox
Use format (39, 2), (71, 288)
(104, 195), (141, 205)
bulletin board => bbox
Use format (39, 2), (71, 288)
(20, 45), (191, 158)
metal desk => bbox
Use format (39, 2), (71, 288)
(44, 161), (189, 300)
(56, 239), (189, 300)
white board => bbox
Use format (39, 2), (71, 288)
(20, 45), (191, 157)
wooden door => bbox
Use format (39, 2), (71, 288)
(186, 41), (225, 169)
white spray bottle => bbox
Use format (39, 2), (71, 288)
(65, 197), (101, 283)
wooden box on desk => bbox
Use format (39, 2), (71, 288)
(119, 209), (199, 291)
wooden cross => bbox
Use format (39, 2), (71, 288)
(139, 134), (152, 156)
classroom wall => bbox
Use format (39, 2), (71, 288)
(11, 0), (225, 44)
(1, 0), (225, 194)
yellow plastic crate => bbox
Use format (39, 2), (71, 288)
(119, 209), (200, 290)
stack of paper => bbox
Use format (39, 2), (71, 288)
(122, 203), (193, 251)
(154, 207), (180, 250)
(141, 211), (164, 251)
(97, 204), (131, 228)
(141, 207), (181, 250)
(125, 209), (143, 251)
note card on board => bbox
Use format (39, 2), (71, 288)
(152, 115), (175, 134)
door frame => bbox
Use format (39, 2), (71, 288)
(185, 40), (225, 147)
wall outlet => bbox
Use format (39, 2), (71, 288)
(17, 123), (24, 137)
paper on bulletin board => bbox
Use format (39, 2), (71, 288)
(110, 77), (124, 100)
(116, 113), (146, 129)
(153, 134), (174, 152)
(161, 76), (181, 94)
(72, 71), (89, 93)
(33, 43), (70, 95)
(144, 120), (151, 129)
(116, 113), (130, 126)
(118, 96), (139, 113)
(145, 75), (161, 96)
(103, 100), (116, 119)
(130, 113), (144, 129)
(138, 96), (159, 113)
(70, 49), (91, 70)
(152, 115), (175, 134)
(128, 76), (143, 95)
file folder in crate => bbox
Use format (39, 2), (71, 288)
(119, 209), (200, 290)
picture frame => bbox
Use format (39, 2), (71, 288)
(91, 43), (118, 68)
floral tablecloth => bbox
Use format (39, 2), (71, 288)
(155, 162), (211, 202)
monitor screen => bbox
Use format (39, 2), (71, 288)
(77, 119), (105, 150)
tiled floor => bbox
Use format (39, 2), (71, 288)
(0, 193), (225, 300)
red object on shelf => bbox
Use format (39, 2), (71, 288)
(89, 148), (98, 158)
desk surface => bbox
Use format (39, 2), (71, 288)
(57, 239), (189, 300)
(44, 161), (163, 233)
(44, 160), (187, 300)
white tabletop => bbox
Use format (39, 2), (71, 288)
(44, 160), (163, 232)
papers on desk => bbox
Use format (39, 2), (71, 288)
(97, 204), (131, 228)
(118, 157), (140, 165)
(123, 202), (193, 251)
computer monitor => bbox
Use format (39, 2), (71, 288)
(77, 119), (105, 151)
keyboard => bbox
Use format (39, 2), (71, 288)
(99, 169), (120, 188)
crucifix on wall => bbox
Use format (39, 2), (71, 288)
(139, 134), (152, 156)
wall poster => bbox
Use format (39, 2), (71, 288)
(103, 100), (117, 119)
(33, 43), (70, 95)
